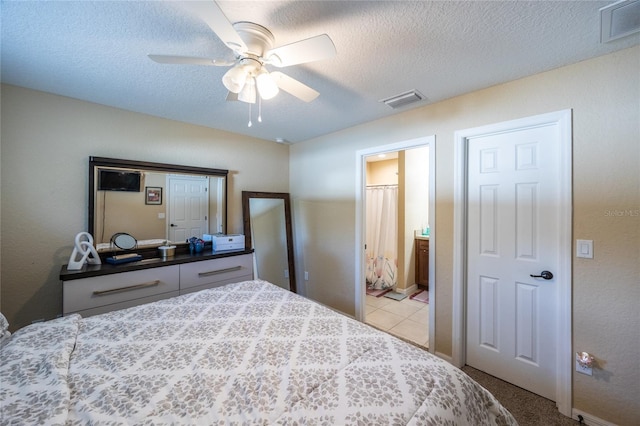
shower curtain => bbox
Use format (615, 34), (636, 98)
(365, 185), (398, 290)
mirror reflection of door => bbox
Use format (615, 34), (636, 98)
(168, 175), (209, 242)
(249, 198), (289, 290)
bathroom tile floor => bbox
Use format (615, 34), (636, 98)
(365, 293), (429, 349)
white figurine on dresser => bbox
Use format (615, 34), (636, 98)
(67, 232), (102, 270)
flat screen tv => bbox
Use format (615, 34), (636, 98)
(98, 169), (141, 192)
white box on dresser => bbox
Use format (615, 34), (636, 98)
(211, 234), (245, 251)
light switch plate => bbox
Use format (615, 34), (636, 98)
(576, 239), (593, 259)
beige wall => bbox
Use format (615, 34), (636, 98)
(0, 46), (637, 423)
(366, 158), (398, 185)
(401, 147), (429, 291)
(94, 171), (167, 243)
(0, 84), (290, 330)
(290, 46), (640, 423)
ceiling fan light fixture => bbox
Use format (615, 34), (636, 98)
(256, 70), (279, 100)
(222, 65), (248, 93)
(150, 3), (336, 106)
(238, 77), (257, 103)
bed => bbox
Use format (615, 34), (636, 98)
(1, 280), (517, 425)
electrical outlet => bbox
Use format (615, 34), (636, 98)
(304, 271), (309, 281)
(576, 360), (592, 376)
(284, 269), (289, 278)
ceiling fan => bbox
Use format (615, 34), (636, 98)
(149, 1), (336, 105)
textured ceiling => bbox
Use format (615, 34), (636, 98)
(1, 1), (638, 143)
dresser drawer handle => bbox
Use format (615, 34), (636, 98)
(198, 265), (242, 277)
(93, 280), (161, 296)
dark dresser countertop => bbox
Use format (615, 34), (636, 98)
(60, 248), (254, 281)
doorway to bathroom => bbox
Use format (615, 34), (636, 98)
(355, 136), (436, 353)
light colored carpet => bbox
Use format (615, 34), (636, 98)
(462, 366), (578, 426)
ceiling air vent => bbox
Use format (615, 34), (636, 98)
(380, 90), (426, 109)
(600, 0), (640, 43)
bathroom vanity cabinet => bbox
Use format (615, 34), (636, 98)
(415, 237), (429, 287)
(61, 250), (253, 317)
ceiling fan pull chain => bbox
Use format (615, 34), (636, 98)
(247, 102), (252, 127)
(258, 96), (263, 123)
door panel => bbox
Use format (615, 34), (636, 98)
(479, 275), (499, 350)
(515, 282), (538, 363)
(168, 176), (209, 242)
(466, 124), (560, 400)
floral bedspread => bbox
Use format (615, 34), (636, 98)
(1, 280), (517, 425)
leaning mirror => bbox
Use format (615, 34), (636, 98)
(89, 157), (228, 251)
(242, 191), (296, 293)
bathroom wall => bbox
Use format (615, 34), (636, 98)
(399, 146), (429, 293)
(366, 158), (398, 185)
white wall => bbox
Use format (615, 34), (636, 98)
(0, 84), (290, 330)
(289, 46), (640, 424)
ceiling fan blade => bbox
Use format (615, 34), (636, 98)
(266, 34), (336, 67)
(180, 1), (247, 53)
(148, 55), (235, 66)
(270, 71), (319, 102)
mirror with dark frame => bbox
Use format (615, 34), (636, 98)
(242, 191), (296, 293)
(89, 157), (228, 251)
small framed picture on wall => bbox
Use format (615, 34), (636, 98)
(145, 187), (162, 205)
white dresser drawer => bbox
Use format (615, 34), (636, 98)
(73, 291), (180, 318)
(63, 265), (179, 315)
(179, 254), (253, 291)
(179, 275), (253, 296)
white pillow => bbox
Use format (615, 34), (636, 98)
(0, 314), (81, 424)
(0, 312), (10, 342)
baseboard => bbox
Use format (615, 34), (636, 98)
(395, 284), (418, 296)
(572, 408), (617, 426)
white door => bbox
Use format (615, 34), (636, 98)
(466, 123), (562, 400)
(168, 176), (209, 242)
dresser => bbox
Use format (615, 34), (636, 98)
(415, 237), (429, 287)
(61, 250), (253, 317)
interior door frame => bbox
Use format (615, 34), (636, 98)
(452, 110), (573, 416)
(355, 135), (436, 355)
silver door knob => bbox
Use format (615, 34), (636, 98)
(530, 271), (553, 280)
